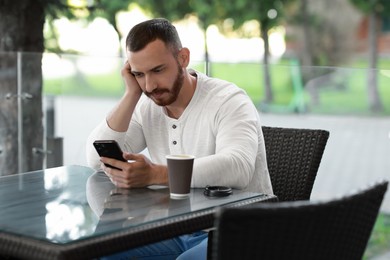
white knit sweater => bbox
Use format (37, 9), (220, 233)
(86, 70), (273, 194)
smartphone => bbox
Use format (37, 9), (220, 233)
(93, 140), (126, 170)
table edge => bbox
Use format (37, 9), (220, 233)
(0, 194), (276, 260)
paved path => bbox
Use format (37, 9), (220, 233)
(55, 97), (390, 212)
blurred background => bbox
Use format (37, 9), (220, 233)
(0, 0), (389, 258)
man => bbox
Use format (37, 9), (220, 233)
(86, 18), (273, 259)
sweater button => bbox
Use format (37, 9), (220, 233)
(172, 141), (177, 145)
(172, 124), (177, 129)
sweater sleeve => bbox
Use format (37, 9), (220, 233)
(191, 92), (261, 191)
(86, 97), (148, 170)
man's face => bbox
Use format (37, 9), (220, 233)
(144, 63), (183, 106)
(128, 40), (184, 106)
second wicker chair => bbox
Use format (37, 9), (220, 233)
(262, 126), (329, 201)
(212, 180), (388, 260)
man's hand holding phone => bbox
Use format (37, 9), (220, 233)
(93, 140), (127, 170)
(93, 140), (168, 188)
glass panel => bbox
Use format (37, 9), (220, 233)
(0, 51), (389, 257)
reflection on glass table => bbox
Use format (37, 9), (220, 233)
(86, 171), (273, 236)
(0, 165), (276, 260)
(0, 165), (97, 244)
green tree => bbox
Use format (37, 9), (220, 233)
(349, 0), (390, 112)
(0, 0), (89, 175)
(0, 0), (56, 175)
(186, 0), (225, 75)
(135, 0), (232, 76)
(44, 0), (133, 54)
(217, 0), (291, 104)
(85, 0), (133, 55)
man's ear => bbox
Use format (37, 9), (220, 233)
(178, 48), (190, 67)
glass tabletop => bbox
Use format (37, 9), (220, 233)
(0, 165), (267, 245)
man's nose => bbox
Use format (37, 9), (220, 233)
(145, 75), (157, 93)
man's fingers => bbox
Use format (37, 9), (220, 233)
(123, 152), (142, 161)
(101, 156), (124, 170)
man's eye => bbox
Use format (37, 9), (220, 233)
(133, 73), (143, 78)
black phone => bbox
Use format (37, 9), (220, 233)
(93, 140), (126, 169)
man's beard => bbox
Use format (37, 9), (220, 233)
(145, 65), (184, 106)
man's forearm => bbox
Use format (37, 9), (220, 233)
(107, 92), (140, 132)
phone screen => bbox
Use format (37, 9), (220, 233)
(93, 140), (126, 169)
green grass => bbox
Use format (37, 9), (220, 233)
(43, 58), (390, 115)
(364, 213), (390, 259)
(44, 71), (124, 97)
(307, 67), (390, 115)
(209, 61), (295, 106)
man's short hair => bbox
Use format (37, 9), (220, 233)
(126, 18), (182, 55)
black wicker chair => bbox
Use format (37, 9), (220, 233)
(262, 126), (329, 201)
(207, 126), (330, 258)
(212, 180), (388, 260)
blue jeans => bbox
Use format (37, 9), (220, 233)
(100, 231), (208, 260)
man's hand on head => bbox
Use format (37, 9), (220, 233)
(121, 61), (143, 97)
